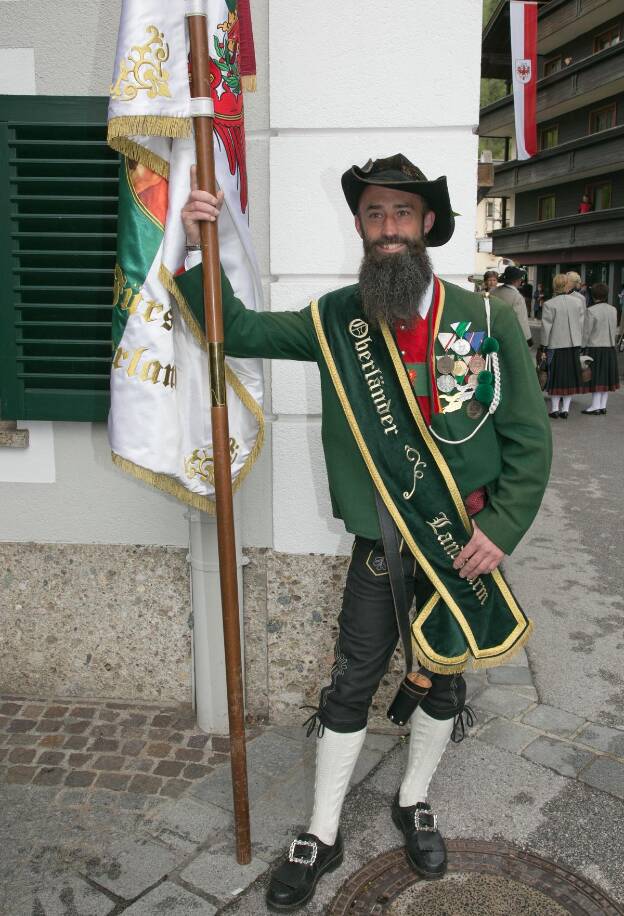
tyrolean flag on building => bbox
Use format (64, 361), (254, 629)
(510, 1), (538, 160)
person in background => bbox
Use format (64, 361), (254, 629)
(581, 281), (593, 307)
(482, 269), (499, 293)
(491, 266), (533, 345)
(565, 271), (586, 306)
(542, 273), (586, 419)
(617, 283), (624, 324)
(533, 282), (545, 320)
(520, 278), (533, 318)
(581, 282), (620, 415)
(578, 193), (592, 214)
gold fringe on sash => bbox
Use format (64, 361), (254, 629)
(241, 75), (257, 92)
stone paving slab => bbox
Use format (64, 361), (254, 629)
(476, 717), (542, 754)
(574, 722), (624, 756)
(180, 845), (267, 904)
(486, 666), (534, 686)
(521, 703), (586, 737)
(522, 735), (596, 778)
(10, 875), (116, 916)
(469, 685), (536, 718)
(123, 882), (216, 914)
(578, 756), (624, 800)
(83, 835), (188, 900)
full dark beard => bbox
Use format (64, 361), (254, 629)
(358, 236), (433, 328)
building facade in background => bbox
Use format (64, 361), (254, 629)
(479, 0), (624, 303)
(0, 0), (483, 726)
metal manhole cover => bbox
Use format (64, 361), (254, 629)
(328, 840), (624, 915)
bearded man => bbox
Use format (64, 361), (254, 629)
(178, 154), (552, 912)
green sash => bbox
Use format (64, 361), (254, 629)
(311, 285), (531, 673)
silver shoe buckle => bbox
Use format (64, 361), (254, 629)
(288, 838), (318, 866)
(414, 809), (437, 832)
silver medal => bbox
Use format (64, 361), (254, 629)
(451, 337), (471, 356)
(436, 374), (456, 393)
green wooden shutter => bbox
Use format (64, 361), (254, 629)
(0, 96), (119, 422)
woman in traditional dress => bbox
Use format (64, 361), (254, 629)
(541, 273), (586, 419)
(581, 282), (620, 415)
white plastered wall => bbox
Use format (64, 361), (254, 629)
(268, 0), (483, 555)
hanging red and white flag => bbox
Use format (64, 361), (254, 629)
(510, 0), (538, 160)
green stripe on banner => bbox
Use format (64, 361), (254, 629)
(111, 158), (165, 351)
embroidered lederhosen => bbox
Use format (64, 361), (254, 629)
(311, 284), (532, 675)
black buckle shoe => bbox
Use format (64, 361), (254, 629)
(391, 793), (447, 879)
(265, 831), (343, 912)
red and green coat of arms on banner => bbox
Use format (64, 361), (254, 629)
(208, 7), (249, 213)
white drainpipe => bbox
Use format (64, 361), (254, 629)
(187, 502), (246, 734)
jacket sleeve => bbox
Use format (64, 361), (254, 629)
(472, 305), (552, 555)
(541, 300), (554, 347)
(582, 307), (593, 347)
(512, 289), (532, 340)
(174, 263), (317, 361)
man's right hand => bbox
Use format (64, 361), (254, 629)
(181, 165), (224, 246)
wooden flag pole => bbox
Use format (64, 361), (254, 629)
(187, 11), (251, 865)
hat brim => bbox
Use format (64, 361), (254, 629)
(341, 166), (455, 247)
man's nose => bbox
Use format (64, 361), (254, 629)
(382, 213), (398, 235)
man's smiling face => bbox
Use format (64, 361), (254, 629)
(355, 185), (436, 254)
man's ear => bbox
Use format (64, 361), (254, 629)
(424, 209), (436, 236)
(354, 213), (364, 240)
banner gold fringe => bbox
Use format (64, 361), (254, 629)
(108, 137), (170, 179)
(159, 264), (206, 350)
(108, 115), (192, 141)
(241, 74), (257, 93)
(411, 618), (533, 675)
(112, 452), (217, 513)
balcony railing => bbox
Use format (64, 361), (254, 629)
(486, 125), (624, 196)
(490, 207), (624, 257)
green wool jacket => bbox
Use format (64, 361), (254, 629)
(175, 266), (552, 555)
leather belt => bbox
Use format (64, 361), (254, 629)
(374, 490), (413, 674)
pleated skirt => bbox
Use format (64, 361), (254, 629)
(582, 346), (620, 392)
(546, 347), (583, 396)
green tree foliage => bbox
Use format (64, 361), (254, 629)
(480, 0), (508, 159)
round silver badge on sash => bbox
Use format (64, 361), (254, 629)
(451, 338), (471, 356)
(437, 374), (456, 393)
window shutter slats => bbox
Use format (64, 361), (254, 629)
(1, 97), (118, 422)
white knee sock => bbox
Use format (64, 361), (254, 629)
(599, 391), (609, 409)
(399, 707), (454, 806)
(308, 726), (367, 845)
(589, 392), (601, 412)
(561, 395), (572, 412)
(550, 397), (560, 413)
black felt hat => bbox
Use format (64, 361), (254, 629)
(499, 265), (525, 283)
(341, 153), (456, 247)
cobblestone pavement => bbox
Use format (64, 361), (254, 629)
(0, 698), (237, 800)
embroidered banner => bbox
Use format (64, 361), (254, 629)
(311, 284), (532, 673)
(107, 0), (264, 511)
